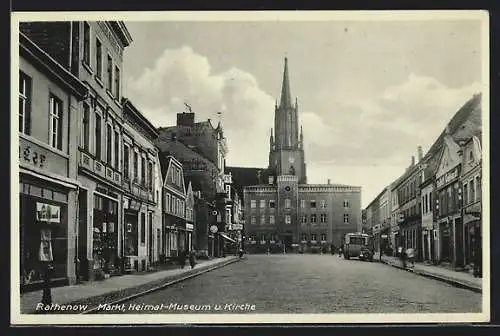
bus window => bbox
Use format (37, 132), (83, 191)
(347, 237), (365, 245)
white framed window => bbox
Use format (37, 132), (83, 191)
(49, 94), (63, 150)
(311, 214), (317, 223)
(285, 199), (291, 209)
(81, 103), (90, 150)
(300, 200), (305, 208)
(251, 216), (256, 225)
(19, 71), (32, 135)
(106, 123), (113, 165)
(320, 214), (327, 223)
(269, 215), (275, 224)
(320, 233), (327, 241)
(343, 214), (349, 223)
(311, 234), (317, 242)
(123, 144), (130, 178)
(301, 214), (307, 223)
(285, 215), (291, 224)
(260, 199), (266, 209)
(114, 130), (120, 169)
(320, 200), (327, 208)
(250, 200), (256, 209)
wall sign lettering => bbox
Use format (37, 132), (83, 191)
(19, 145), (47, 169)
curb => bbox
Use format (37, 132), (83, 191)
(80, 256), (242, 314)
(379, 259), (482, 294)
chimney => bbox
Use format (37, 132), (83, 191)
(411, 156), (415, 166)
(417, 146), (423, 161)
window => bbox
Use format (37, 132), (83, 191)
(269, 200), (275, 209)
(83, 22), (90, 65)
(464, 183), (468, 204)
(300, 200), (305, 208)
(107, 54), (113, 91)
(343, 214), (349, 223)
(49, 95), (63, 150)
(123, 145), (130, 178)
(320, 214), (327, 223)
(301, 215), (307, 223)
(114, 66), (120, 99)
(310, 200), (317, 209)
(251, 216), (256, 225)
(260, 215), (265, 225)
(148, 161), (153, 190)
(166, 194), (171, 213)
(311, 214), (317, 223)
(141, 156), (146, 185)
(140, 213), (146, 244)
(343, 200), (349, 208)
(133, 151), (138, 180)
(269, 215), (275, 224)
(250, 200), (256, 209)
(311, 234), (317, 242)
(476, 176), (481, 201)
(106, 124), (112, 164)
(301, 233), (307, 241)
(470, 179), (475, 203)
(19, 71), (32, 135)
(285, 215), (291, 224)
(95, 38), (102, 78)
(225, 184), (231, 198)
(320, 233), (327, 242)
(82, 103), (90, 150)
(320, 200), (327, 208)
(114, 130), (119, 168)
(285, 199), (291, 209)
(260, 200), (266, 209)
(95, 114), (102, 159)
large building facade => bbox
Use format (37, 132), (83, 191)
(237, 58), (362, 253)
(19, 32), (88, 291)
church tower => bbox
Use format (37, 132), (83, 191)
(269, 57), (307, 184)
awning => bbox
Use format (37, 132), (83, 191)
(219, 232), (237, 243)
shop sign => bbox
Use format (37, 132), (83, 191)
(19, 143), (48, 169)
(437, 167), (459, 188)
(36, 202), (60, 223)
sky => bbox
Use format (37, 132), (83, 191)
(120, 16), (484, 208)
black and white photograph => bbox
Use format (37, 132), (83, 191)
(11, 10), (489, 324)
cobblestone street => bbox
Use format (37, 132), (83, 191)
(98, 254), (482, 314)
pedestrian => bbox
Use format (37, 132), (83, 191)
(331, 244), (335, 256)
(338, 246), (343, 258)
(179, 250), (186, 269)
(406, 247), (416, 267)
(238, 248), (244, 259)
(189, 250), (196, 269)
(400, 247), (407, 268)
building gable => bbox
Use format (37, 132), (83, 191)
(436, 135), (461, 179)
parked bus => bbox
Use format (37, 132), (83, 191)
(343, 232), (374, 261)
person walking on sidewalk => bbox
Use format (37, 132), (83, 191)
(398, 246), (407, 268)
(189, 250), (196, 269)
(179, 250), (187, 269)
(406, 247), (416, 268)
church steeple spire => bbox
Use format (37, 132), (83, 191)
(280, 57), (292, 109)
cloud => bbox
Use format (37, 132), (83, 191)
(126, 46), (274, 167)
(302, 73), (481, 167)
(126, 47), (481, 207)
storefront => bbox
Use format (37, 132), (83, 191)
(439, 219), (452, 263)
(20, 173), (77, 292)
(123, 197), (141, 272)
(463, 212), (482, 273)
(92, 191), (120, 278)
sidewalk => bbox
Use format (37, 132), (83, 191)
(373, 253), (482, 293)
(20, 256), (240, 314)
